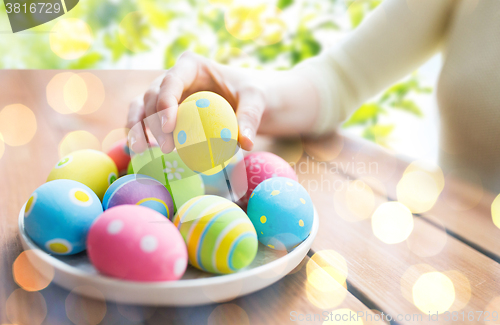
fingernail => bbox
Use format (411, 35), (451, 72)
(243, 128), (253, 143)
(161, 114), (168, 128)
(129, 135), (136, 147)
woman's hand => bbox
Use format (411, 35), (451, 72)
(126, 51), (320, 154)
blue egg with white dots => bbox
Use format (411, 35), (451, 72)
(247, 177), (313, 251)
(24, 179), (103, 255)
(196, 98), (210, 108)
(178, 130), (187, 145)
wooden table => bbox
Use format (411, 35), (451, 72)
(1, 70), (500, 325)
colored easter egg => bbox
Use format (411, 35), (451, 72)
(247, 177), (313, 251)
(87, 205), (187, 281)
(47, 149), (118, 201)
(234, 152), (298, 207)
(106, 139), (131, 176)
(172, 195), (258, 274)
(173, 91), (238, 176)
(102, 174), (174, 219)
(128, 147), (204, 211)
(24, 179), (103, 255)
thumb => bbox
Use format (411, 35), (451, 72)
(236, 87), (265, 151)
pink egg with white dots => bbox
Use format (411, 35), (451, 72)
(235, 152), (298, 207)
(87, 205), (187, 282)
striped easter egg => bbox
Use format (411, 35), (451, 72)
(102, 174), (174, 219)
(172, 195), (258, 274)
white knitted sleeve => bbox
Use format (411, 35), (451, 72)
(293, 0), (454, 134)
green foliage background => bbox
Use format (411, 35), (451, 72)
(0, 0), (429, 145)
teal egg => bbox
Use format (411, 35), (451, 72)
(24, 179), (103, 255)
(247, 177), (313, 251)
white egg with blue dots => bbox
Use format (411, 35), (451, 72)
(247, 177), (314, 251)
(24, 179), (103, 255)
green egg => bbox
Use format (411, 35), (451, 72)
(128, 147), (204, 212)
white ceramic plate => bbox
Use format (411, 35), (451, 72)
(18, 204), (319, 306)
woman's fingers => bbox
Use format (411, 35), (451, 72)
(236, 87), (266, 151)
(126, 96), (145, 130)
(126, 96), (149, 153)
(157, 52), (202, 134)
(143, 85), (169, 151)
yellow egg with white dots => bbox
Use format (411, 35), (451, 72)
(47, 149), (118, 200)
(174, 91), (238, 176)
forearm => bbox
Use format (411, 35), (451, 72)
(213, 64), (320, 136)
(296, 0), (455, 134)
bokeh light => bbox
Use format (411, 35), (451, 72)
(491, 194), (500, 229)
(0, 132), (4, 160)
(442, 169), (483, 211)
(64, 73), (88, 113)
(404, 160), (445, 191)
(208, 304), (250, 325)
(75, 72), (105, 115)
(102, 128), (130, 153)
(412, 272), (455, 314)
(400, 263), (436, 302)
(6, 289), (47, 325)
(397, 160), (444, 214)
(402, 264), (470, 314)
(13, 250), (55, 292)
(396, 171), (440, 214)
(305, 278), (347, 310)
(307, 250), (348, 290)
(444, 270), (471, 312)
(47, 72), (76, 114)
(47, 72), (105, 115)
(371, 202), (414, 244)
(334, 180), (378, 222)
(59, 130), (100, 158)
(322, 308), (363, 325)
(305, 252), (348, 309)
(0, 104), (37, 146)
(50, 18), (93, 60)
(65, 286), (107, 325)
(406, 214), (447, 257)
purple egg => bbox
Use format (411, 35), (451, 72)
(102, 174), (174, 219)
